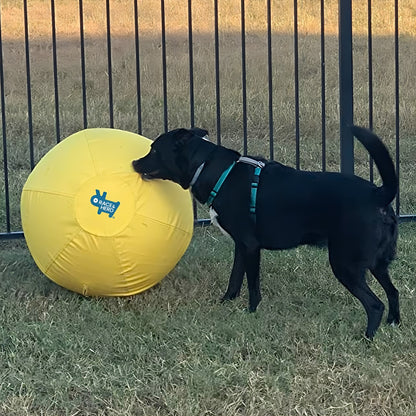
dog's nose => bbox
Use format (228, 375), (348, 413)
(132, 160), (140, 172)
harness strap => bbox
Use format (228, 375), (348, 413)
(206, 161), (236, 206)
(238, 156), (265, 169)
(249, 166), (262, 222)
(238, 158), (265, 222)
(204, 157), (265, 222)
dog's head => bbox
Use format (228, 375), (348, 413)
(132, 127), (213, 189)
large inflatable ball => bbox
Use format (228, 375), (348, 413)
(21, 129), (194, 296)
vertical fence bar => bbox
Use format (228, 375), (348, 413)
(188, 0), (198, 222)
(23, 0), (34, 169)
(51, 0), (60, 142)
(160, 0), (168, 132)
(368, 0), (374, 181)
(338, 0), (354, 174)
(293, 0), (300, 169)
(188, 0), (195, 128)
(134, 0), (142, 134)
(214, 0), (221, 144)
(106, 0), (114, 128)
(0, 6), (10, 233)
(394, 0), (400, 216)
(79, 0), (87, 129)
(320, 0), (326, 172)
(367, 0), (373, 131)
(267, 0), (274, 160)
(241, 0), (248, 155)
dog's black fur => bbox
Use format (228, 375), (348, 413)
(133, 126), (400, 339)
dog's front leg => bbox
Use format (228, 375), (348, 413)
(221, 243), (246, 302)
(245, 245), (261, 312)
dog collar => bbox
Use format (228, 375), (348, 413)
(190, 162), (205, 188)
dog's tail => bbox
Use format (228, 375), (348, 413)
(352, 125), (397, 206)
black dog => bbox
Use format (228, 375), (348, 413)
(133, 126), (400, 339)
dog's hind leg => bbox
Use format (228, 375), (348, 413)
(221, 243), (246, 302)
(329, 253), (385, 339)
(245, 246), (262, 312)
(370, 261), (400, 326)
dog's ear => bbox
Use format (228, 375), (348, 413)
(172, 129), (194, 151)
(189, 127), (209, 140)
(174, 127), (209, 150)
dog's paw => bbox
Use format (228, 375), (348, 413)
(247, 294), (261, 313)
(387, 317), (401, 327)
(363, 332), (374, 342)
(386, 313), (400, 326)
(247, 304), (258, 313)
(220, 292), (240, 302)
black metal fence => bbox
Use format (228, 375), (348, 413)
(0, 0), (414, 240)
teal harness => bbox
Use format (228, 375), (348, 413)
(204, 157), (265, 222)
(206, 162), (236, 206)
(249, 165), (263, 219)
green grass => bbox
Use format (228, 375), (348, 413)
(0, 1), (416, 414)
(0, 0), (416, 232)
(1, 222), (416, 415)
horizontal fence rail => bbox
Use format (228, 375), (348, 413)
(0, 0), (414, 240)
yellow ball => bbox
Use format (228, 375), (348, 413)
(21, 129), (194, 296)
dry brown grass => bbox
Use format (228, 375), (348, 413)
(0, 0), (415, 217)
(2, 0), (415, 37)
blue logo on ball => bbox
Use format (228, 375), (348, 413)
(90, 190), (120, 218)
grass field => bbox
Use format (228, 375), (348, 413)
(0, 1), (416, 414)
(1, 223), (416, 415)
(0, 0), (415, 229)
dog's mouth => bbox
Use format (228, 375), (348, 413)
(140, 171), (160, 180)
(132, 160), (160, 180)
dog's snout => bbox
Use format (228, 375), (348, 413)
(132, 158), (160, 180)
(132, 159), (141, 173)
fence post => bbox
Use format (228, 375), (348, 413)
(338, 0), (354, 174)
